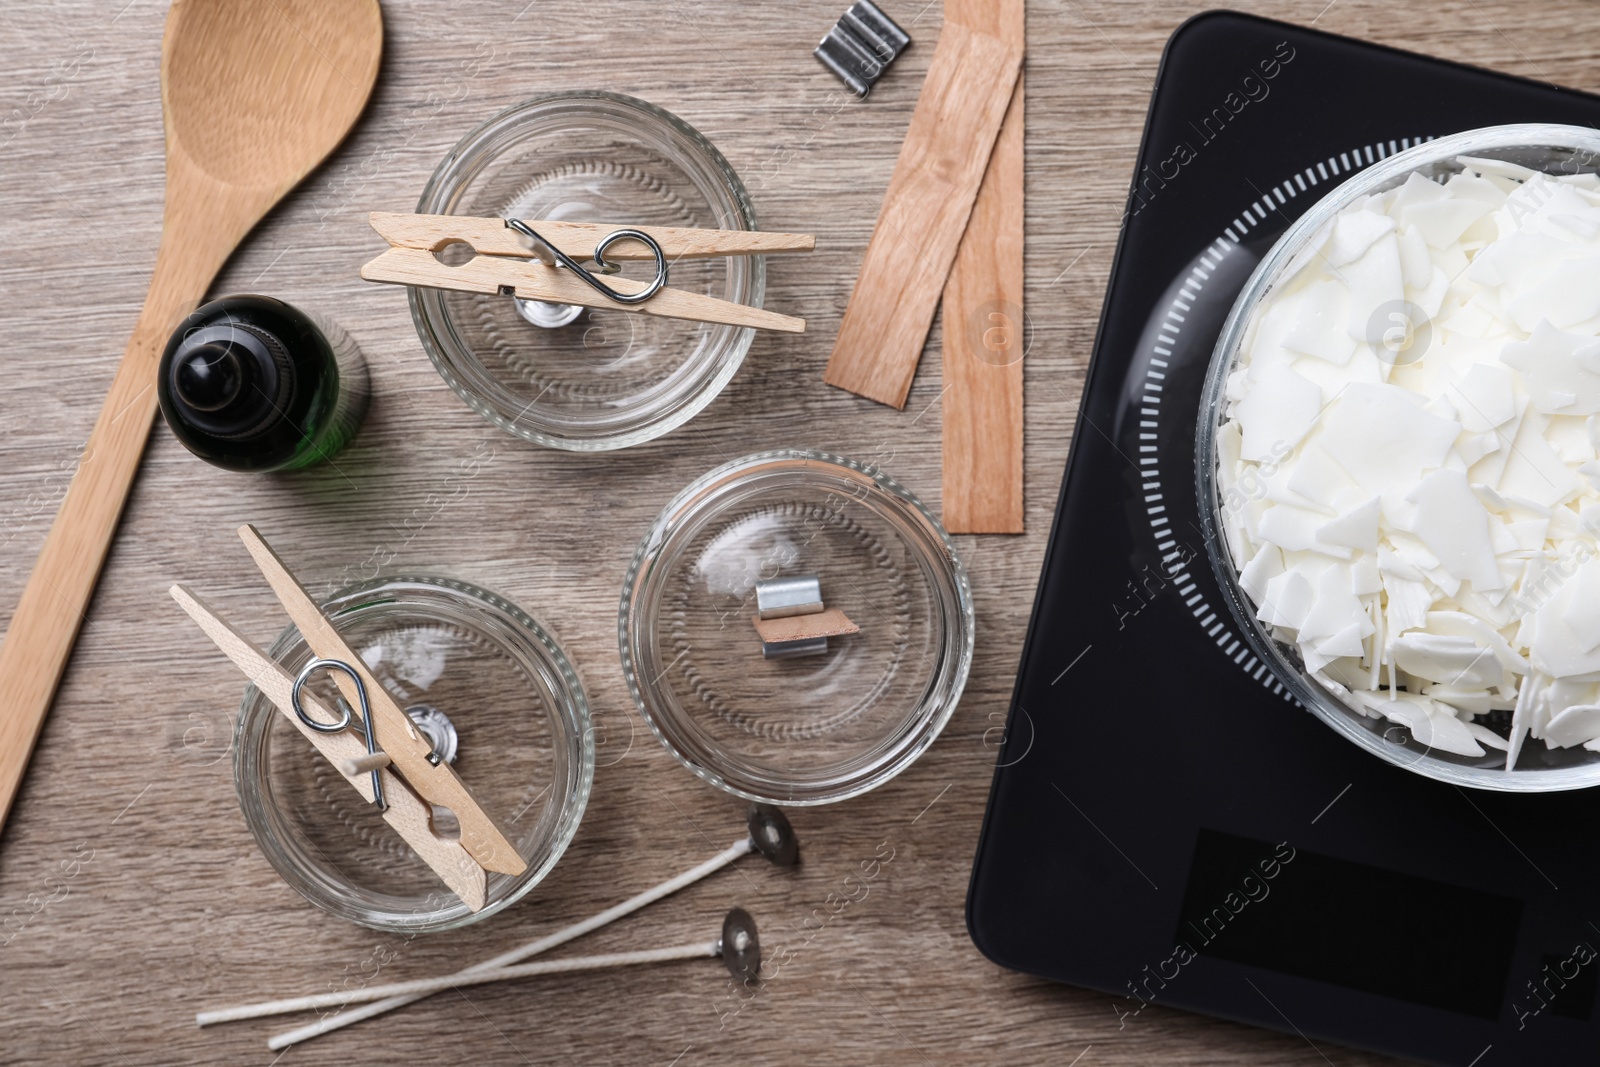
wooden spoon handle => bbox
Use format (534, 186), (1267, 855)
(0, 255), (205, 829)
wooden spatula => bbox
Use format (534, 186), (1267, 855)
(0, 0), (384, 835)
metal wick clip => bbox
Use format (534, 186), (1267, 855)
(291, 657), (391, 809)
(751, 575), (860, 659)
(815, 1), (912, 98)
(359, 211), (816, 333)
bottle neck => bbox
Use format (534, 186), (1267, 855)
(165, 322), (294, 440)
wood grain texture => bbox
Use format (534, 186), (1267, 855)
(0, 2), (1590, 1064)
(0, 0), (383, 834)
(370, 211), (817, 260)
(169, 584), (489, 910)
(941, 0), (1026, 534)
(361, 245), (808, 332)
(751, 608), (860, 643)
(238, 524), (525, 877)
(822, 21), (1024, 408)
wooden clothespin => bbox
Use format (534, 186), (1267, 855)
(170, 586), (489, 911)
(169, 525), (530, 911)
(360, 211), (814, 334)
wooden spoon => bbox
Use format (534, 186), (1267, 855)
(0, 0), (383, 834)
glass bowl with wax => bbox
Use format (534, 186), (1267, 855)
(409, 91), (763, 450)
(619, 450), (974, 805)
(1199, 124), (1600, 790)
(234, 575), (593, 930)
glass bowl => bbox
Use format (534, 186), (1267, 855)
(235, 575), (593, 930)
(619, 450), (974, 805)
(1198, 124), (1600, 792)
(410, 91), (763, 450)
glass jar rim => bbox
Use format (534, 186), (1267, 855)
(618, 449), (976, 805)
(409, 91), (763, 451)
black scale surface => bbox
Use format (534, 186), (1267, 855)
(968, 11), (1600, 1065)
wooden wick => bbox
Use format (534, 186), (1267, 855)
(751, 607), (860, 644)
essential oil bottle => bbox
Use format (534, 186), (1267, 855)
(157, 295), (370, 472)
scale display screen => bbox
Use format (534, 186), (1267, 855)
(1177, 830), (1523, 1019)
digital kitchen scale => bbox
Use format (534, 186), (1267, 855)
(967, 11), (1600, 1065)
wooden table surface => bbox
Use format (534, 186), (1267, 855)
(1, 1), (1595, 1063)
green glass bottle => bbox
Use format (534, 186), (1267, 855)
(157, 295), (370, 472)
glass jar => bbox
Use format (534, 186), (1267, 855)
(619, 451), (975, 805)
(410, 91), (764, 450)
(234, 575), (593, 930)
(1199, 124), (1600, 791)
